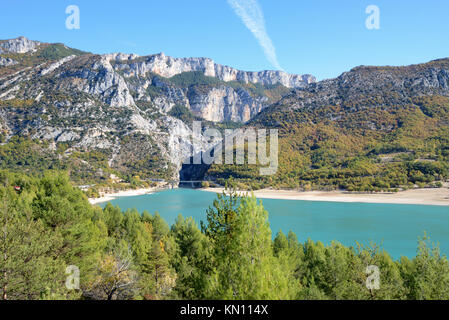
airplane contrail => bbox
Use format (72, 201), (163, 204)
(227, 0), (283, 71)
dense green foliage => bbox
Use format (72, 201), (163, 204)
(167, 71), (223, 87)
(1, 171), (448, 300)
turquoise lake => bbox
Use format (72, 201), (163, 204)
(100, 188), (449, 259)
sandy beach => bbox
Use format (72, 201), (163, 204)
(88, 183), (449, 207)
(88, 187), (158, 205)
(202, 185), (449, 206)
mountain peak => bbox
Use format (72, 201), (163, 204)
(0, 36), (41, 54)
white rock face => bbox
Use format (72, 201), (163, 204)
(161, 116), (219, 175)
(56, 131), (81, 142)
(0, 36), (40, 54)
(0, 85), (20, 100)
(130, 114), (157, 133)
(164, 117), (198, 169)
(89, 57), (136, 107)
(103, 53), (140, 62)
(56, 56), (137, 108)
(40, 55), (76, 76)
(188, 85), (267, 122)
(0, 57), (18, 66)
(114, 53), (316, 88)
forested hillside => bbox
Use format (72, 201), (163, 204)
(1, 170), (448, 300)
(204, 60), (449, 191)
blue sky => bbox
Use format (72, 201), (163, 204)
(1, 0), (448, 80)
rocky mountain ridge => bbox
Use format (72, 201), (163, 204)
(0, 37), (315, 122)
(111, 51), (315, 88)
(0, 37), (313, 182)
(252, 58), (449, 128)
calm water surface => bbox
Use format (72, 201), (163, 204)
(100, 188), (449, 259)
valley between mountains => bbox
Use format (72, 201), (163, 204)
(1, 36), (449, 197)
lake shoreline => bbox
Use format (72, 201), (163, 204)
(202, 186), (449, 206)
(88, 187), (163, 205)
(88, 184), (449, 207)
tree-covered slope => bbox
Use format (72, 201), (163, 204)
(204, 59), (449, 191)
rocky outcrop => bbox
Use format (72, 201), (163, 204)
(0, 57), (18, 66)
(103, 53), (140, 62)
(0, 36), (40, 54)
(188, 85), (268, 122)
(253, 58), (449, 129)
(302, 60), (449, 106)
(114, 52), (315, 88)
(40, 55), (77, 76)
(53, 55), (137, 108)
